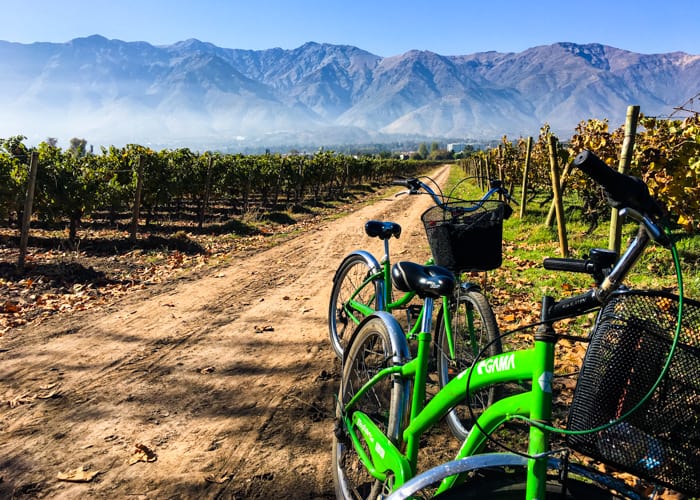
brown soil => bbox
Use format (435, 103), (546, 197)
(0, 166), (452, 499)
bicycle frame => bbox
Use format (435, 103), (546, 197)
(335, 174), (512, 361)
(340, 237), (470, 358)
(339, 297), (555, 498)
(340, 221), (664, 499)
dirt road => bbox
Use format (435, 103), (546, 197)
(0, 166), (450, 499)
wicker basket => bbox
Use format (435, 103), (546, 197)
(421, 200), (506, 273)
(567, 290), (700, 496)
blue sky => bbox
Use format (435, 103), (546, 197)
(2, 0), (699, 56)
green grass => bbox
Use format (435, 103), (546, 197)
(446, 166), (700, 303)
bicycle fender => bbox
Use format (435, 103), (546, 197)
(332, 250), (382, 282)
(386, 453), (528, 500)
(458, 280), (482, 293)
(345, 311), (411, 365)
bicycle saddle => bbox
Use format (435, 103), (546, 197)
(364, 220), (402, 240)
(391, 261), (455, 299)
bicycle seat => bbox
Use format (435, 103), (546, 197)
(391, 261), (455, 299)
(365, 220), (402, 240)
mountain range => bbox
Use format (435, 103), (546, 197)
(1, 35), (699, 150)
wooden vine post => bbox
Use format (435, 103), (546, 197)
(548, 135), (569, 257)
(484, 156), (491, 186)
(497, 144), (504, 181)
(198, 155), (214, 229)
(609, 105), (640, 254)
(476, 156), (483, 190)
(519, 136), (533, 218)
(18, 151), (39, 270)
(130, 155), (144, 243)
(545, 161), (573, 227)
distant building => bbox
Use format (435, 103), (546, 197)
(447, 143), (467, 153)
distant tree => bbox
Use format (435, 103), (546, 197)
(430, 141), (440, 153)
(46, 137), (58, 147)
(429, 148), (454, 161)
(417, 143), (429, 159)
(376, 150), (392, 159)
(1, 134), (28, 157)
(68, 137), (88, 157)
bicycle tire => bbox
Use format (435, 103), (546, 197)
(434, 474), (627, 499)
(329, 254), (380, 358)
(436, 288), (502, 442)
(333, 315), (410, 500)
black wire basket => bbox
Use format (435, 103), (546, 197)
(421, 200), (506, 273)
(567, 290), (700, 497)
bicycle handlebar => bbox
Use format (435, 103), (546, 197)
(573, 150), (669, 245)
(573, 150), (664, 220)
(543, 257), (591, 274)
(545, 150), (673, 320)
(393, 176), (514, 211)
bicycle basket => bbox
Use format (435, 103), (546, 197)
(567, 290), (700, 496)
(421, 200), (505, 273)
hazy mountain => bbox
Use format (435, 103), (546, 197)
(1, 35), (698, 149)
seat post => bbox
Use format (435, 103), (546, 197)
(382, 238), (391, 264)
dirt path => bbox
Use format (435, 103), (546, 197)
(0, 166), (450, 499)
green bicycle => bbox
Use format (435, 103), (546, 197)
(333, 150), (699, 499)
(328, 176), (513, 440)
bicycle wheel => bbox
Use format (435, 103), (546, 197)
(329, 254), (380, 358)
(333, 315), (409, 500)
(434, 474), (626, 499)
(437, 288), (501, 442)
(386, 456), (639, 500)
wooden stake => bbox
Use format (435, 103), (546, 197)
(609, 105), (640, 254)
(519, 137), (533, 219)
(130, 155), (144, 243)
(548, 136), (568, 257)
(546, 162), (573, 227)
(18, 151), (39, 270)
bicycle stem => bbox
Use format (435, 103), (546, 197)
(598, 223), (652, 300)
(546, 221), (654, 320)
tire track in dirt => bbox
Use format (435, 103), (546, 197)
(0, 166), (450, 499)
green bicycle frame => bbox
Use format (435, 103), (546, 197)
(340, 300), (556, 499)
(343, 255), (466, 360)
(343, 256), (458, 346)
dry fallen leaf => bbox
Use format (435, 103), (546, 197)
(9, 394), (33, 408)
(36, 383), (62, 399)
(3, 301), (20, 313)
(205, 472), (233, 484)
(129, 443), (157, 465)
(57, 466), (100, 482)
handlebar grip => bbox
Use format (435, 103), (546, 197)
(393, 179), (410, 187)
(573, 150), (663, 218)
(543, 257), (590, 274)
(548, 289), (600, 318)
